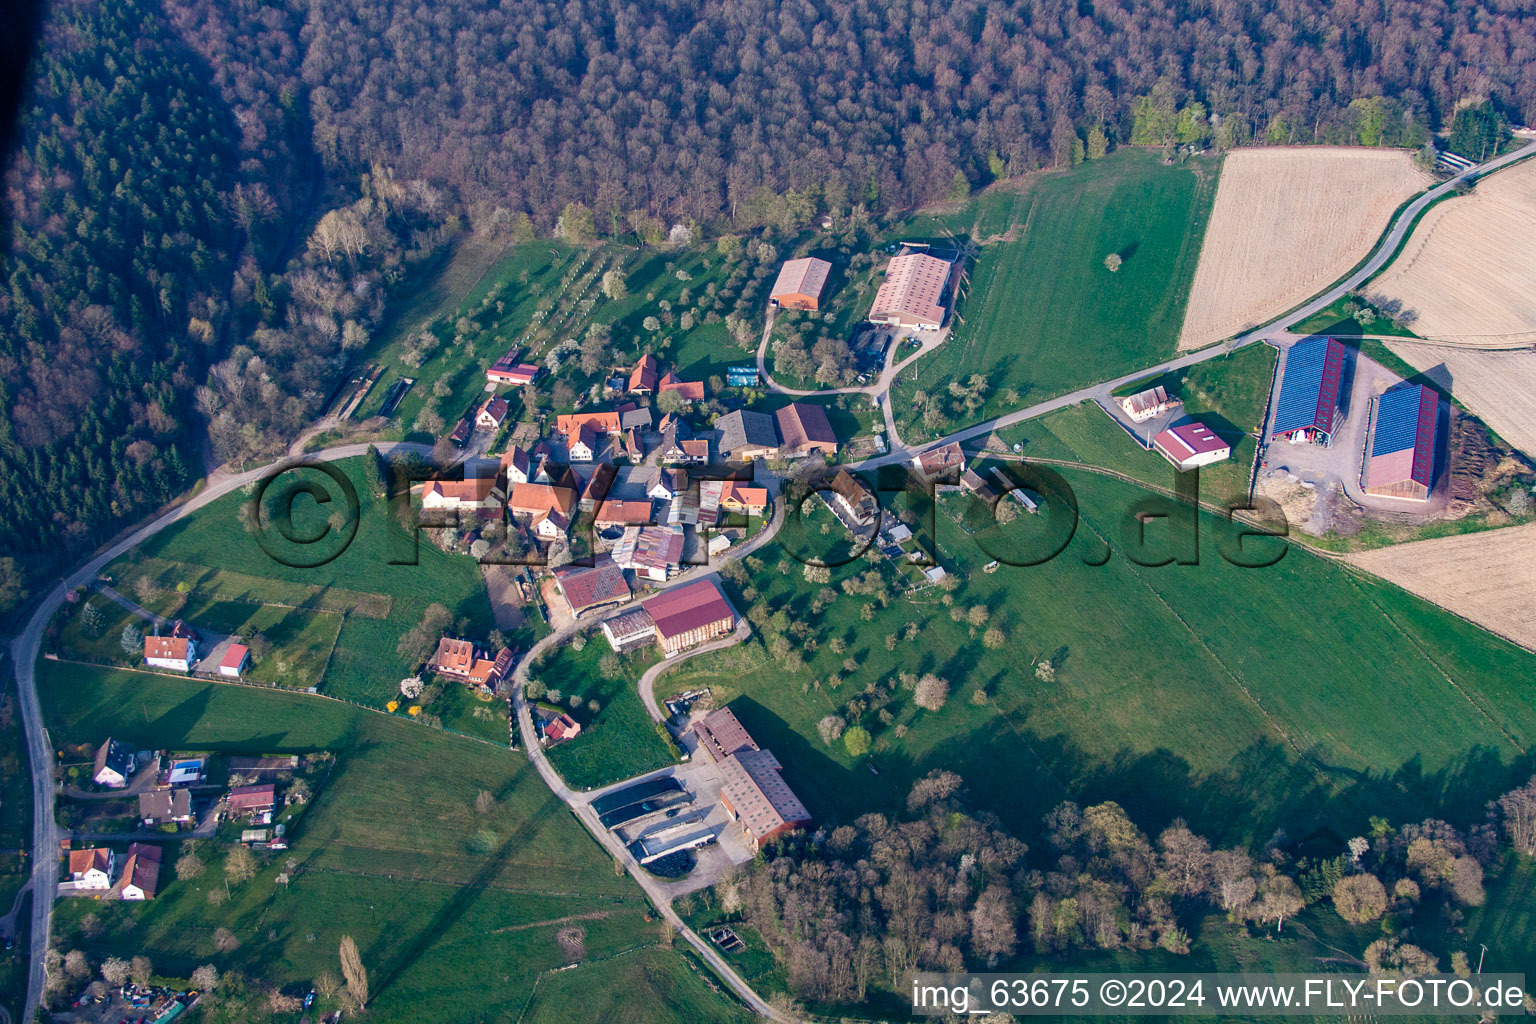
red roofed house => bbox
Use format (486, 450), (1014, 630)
(553, 560), (632, 616)
(228, 784), (276, 816)
(117, 843), (162, 900)
(476, 397), (510, 431)
(629, 354), (660, 395)
(421, 475), (504, 517)
(427, 638), (514, 689)
(641, 579), (736, 655)
(658, 371), (705, 402)
(868, 252), (952, 331)
(68, 847), (114, 889)
(144, 622), (196, 673)
(508, 482), (579, 540)
(774, 402), (837, 458)
(555, 411), (622, 437)
(569, 422), (603, 462)
(219, 644), (250, 678)
(594, 500), (656, 528)
(769, 257), (832, 311)
(545, 712), (582, 744)
(718, 482), (769, 517)
(1152, 421), (1231, 471)
(912, 441), (964, 481)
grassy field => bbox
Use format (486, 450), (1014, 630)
(1289, 296), (1421, 340)
(999, 342), (1279, 501)
(668, 469), (1536, 852)
(107, 457), (498, 709)
(519, 946), (756, 1024)
(890, 151), (1219, 442)
(535, 639), (675, 791)
(38, 663), (746, 1022)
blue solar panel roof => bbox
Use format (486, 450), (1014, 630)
(1372, 383), (1429, 456)
(1272, 337), (1344, 437)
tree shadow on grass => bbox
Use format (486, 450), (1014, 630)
(364, 780), (566, 1001)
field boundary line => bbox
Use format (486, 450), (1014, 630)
(1339, 574), (1527, 755)
(1067, 508), (1358, 808)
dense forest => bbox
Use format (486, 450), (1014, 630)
(720, 769), (1536, 1010)
(3, 0), (1536, 607)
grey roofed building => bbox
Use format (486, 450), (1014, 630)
(717, 409), (779, 458)
(139, 787), (193, 825)
(620, 407), (653, 431)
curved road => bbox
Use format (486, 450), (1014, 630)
(10, 140), (1534, 1022)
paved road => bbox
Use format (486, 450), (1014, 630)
(10, 140), (1534, 1023)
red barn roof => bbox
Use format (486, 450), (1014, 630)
(641, 580), (735, 640)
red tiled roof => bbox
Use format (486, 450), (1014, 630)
(658, 372), (705, 401)
(629, 354), (660, 393)
(556, 411), (622, 436)
(220, 644), (250, 670)
(228, 784), (275, 810)
(594, 500), (655, 526)
(69, 847), (111, 875)
(775, 402), (837, 451)
(422, 476), (499, 504)
(509, 483), (578, 519)
(554, 561), (632, 614)
(144, 635), (190, 661)
(641, 580), (735, 640)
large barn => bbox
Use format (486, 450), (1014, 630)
(1365, 382), (1440, 501)
(867, 252), (952, 330)
(1271, 337), (1347, 446)
(769, 257), (832, 311)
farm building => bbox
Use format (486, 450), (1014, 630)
(641, 579), (736, 654)
(717, 410), (780, 460)
(717, 748), (812, 851)
(611, 525), (685, 581)
(775, 402), (838, 458)
(1152, 421), (1231, 471)
(692, 707), (759, 762)
(769, 257), (833, 310)
(144, 622), (196, 673)
(867, 252), (952, 331)
(219, 644), (250, 678)
(1365, 382), (1441, 501)
(92, 737), (135, 788)
(601, 609), (657, 652)
(554, 559), (632, 616)
(487, 350), (539, 386)
(1119, 385), (1179, 423)
(1271, 337), (1347, 445)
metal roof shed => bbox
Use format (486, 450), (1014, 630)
(1271, 337), (1347, 444)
